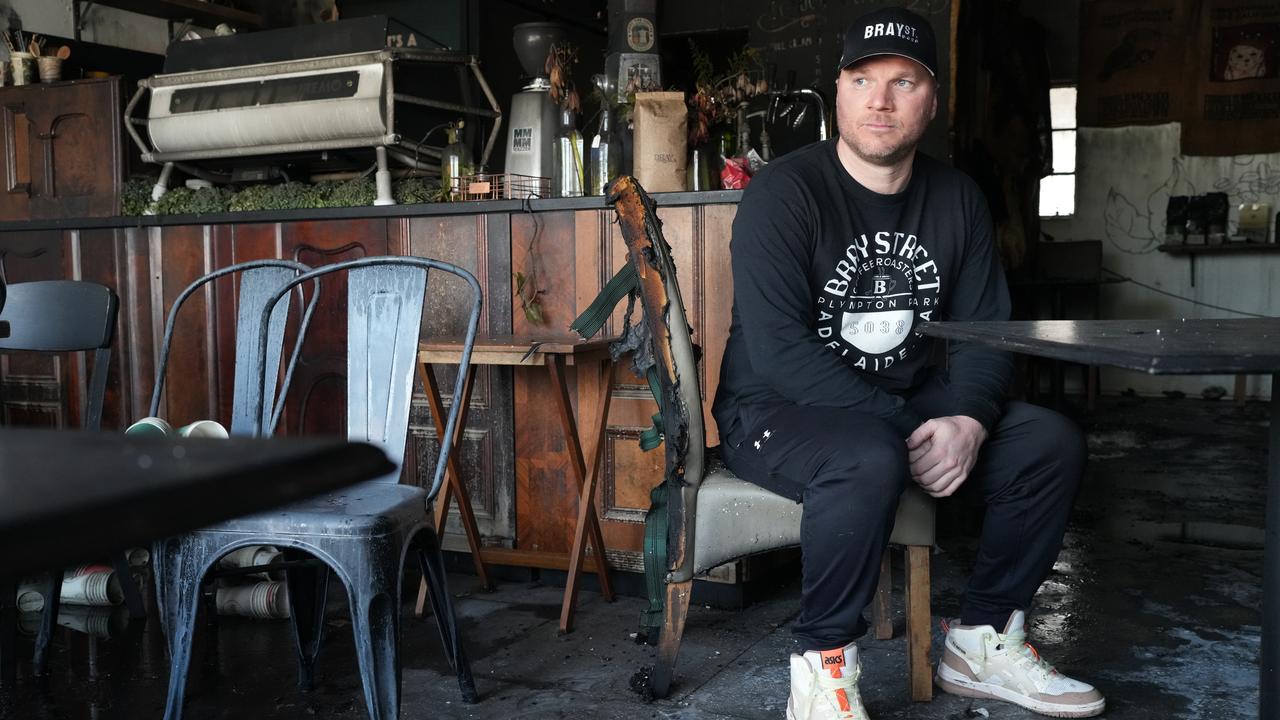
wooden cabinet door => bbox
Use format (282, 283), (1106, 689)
(0, 96), (32, 221)
(405, 214), (517, 549)
(26, 78), (123, 219)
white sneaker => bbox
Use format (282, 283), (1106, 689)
(936, 610), (1105, 718)
(786, 641), (870, 720)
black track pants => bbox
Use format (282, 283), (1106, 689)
(719, 375), (1086, 652)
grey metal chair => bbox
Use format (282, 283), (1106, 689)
(153, 256), (482, 720)
(146, 258), (315, 663)
(600, 177), (937, 702)
(148, 259), (317, 436)
(0, 280), (135, 685)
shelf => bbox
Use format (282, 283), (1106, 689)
(1158, 242), (1280, 256)
(84, 0), (265, 31)
(0, 189), (744, 233)
(1158, 241), (1280, 286)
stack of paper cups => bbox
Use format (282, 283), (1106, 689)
(215, 580), (290, 619)
(218, 545), (282, 570)
(60, 564), (124, 606)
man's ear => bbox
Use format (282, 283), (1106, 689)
(929, 89), (938, 121)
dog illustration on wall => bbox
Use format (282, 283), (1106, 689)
(1223, 42), (1267, 80)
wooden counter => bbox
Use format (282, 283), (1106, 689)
(0, 190), (741, 573)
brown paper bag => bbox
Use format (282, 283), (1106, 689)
(633, 92), (688, 192)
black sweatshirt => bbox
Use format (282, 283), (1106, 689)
(711, 139), (1013, 445)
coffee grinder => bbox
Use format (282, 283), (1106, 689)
(504, 22), (566, 182)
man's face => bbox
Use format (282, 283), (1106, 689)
(836, 55), (937, 167)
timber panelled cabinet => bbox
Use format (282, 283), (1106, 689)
(0, 77), (126, 222)
(0, 193), (751, 580)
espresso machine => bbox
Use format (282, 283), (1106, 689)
(504, 22), (565, 181)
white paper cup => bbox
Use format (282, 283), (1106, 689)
(15, 580), (45, 612)
(218, 545), (281, 571)
(215, 580), (290, 619)
(177, 419), (229, 439)
(60, 567), (123, 607)
(125, 416), (174, 437)
(125, 547), (151, 567)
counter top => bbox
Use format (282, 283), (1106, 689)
(0, 189), (744, 233)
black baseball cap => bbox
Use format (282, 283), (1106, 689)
(837, 7), (937, 77)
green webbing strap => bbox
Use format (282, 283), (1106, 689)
(570, 260), (672, 644)
(639, 367), (664, 451)
(569, 262), (638, 340)
(571, 266), (666, 453)
(638, 480), (669, 642)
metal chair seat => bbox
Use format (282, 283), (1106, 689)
(206, 483), (429, 538)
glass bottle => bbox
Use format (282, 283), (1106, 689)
(686, 144), (717, 192)
(551, 107), (585, 198)
(440, 120), (472, 198)
(588, 104), (621, 196)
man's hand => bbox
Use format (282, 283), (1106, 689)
(906, 416), (988, 498)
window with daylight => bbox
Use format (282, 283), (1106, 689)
(1039, 86), (1076, 217)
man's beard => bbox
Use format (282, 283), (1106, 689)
(837, 114), (927, 167)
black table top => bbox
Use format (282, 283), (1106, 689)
(918, 318), (1280, 375)
(0, 430), (394, 577)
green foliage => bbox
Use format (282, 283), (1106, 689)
(726, 46), (764, 78)
(153, 185), (232, 215)
(325, 178), (377, 207)
(121, 176), (155, 216)
(123, 174), (464, 218)
(228, 182), (319, 212)
(514, 270), (545, 325)
(688, 39), (716, 89)
(394, 176), (452, 205)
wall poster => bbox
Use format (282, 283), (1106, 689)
(1077, 0), (1191, 128)
(1182, 0), (1280, 155)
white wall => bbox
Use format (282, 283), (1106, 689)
(1042, 123), (1280, 399)
(1, 0), (173, 55)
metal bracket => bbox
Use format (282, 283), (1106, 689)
(75, 1), (97, 34)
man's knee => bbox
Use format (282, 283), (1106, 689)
(810, 420), (909, 501)
(1007, 404), (1086, 492)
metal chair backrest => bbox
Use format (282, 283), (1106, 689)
(150, 260), (316, 436)
(254, 256), (483, 496)
(0, 280), (118, 430)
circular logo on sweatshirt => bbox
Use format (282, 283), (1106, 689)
(815, 231), (941, 373)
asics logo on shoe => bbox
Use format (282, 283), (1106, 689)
(823, 655), (845, 667)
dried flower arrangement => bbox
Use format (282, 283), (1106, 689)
(546, 43), (581, 114)
(687, 41), (770, 146)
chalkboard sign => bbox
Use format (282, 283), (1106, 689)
(664, 0), (954, 160)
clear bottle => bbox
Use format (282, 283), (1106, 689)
(551, 107), (585, 198)
(440, 120), (472, 198)
(687, 144), (717, 192)
(588, 104), (621, 196)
